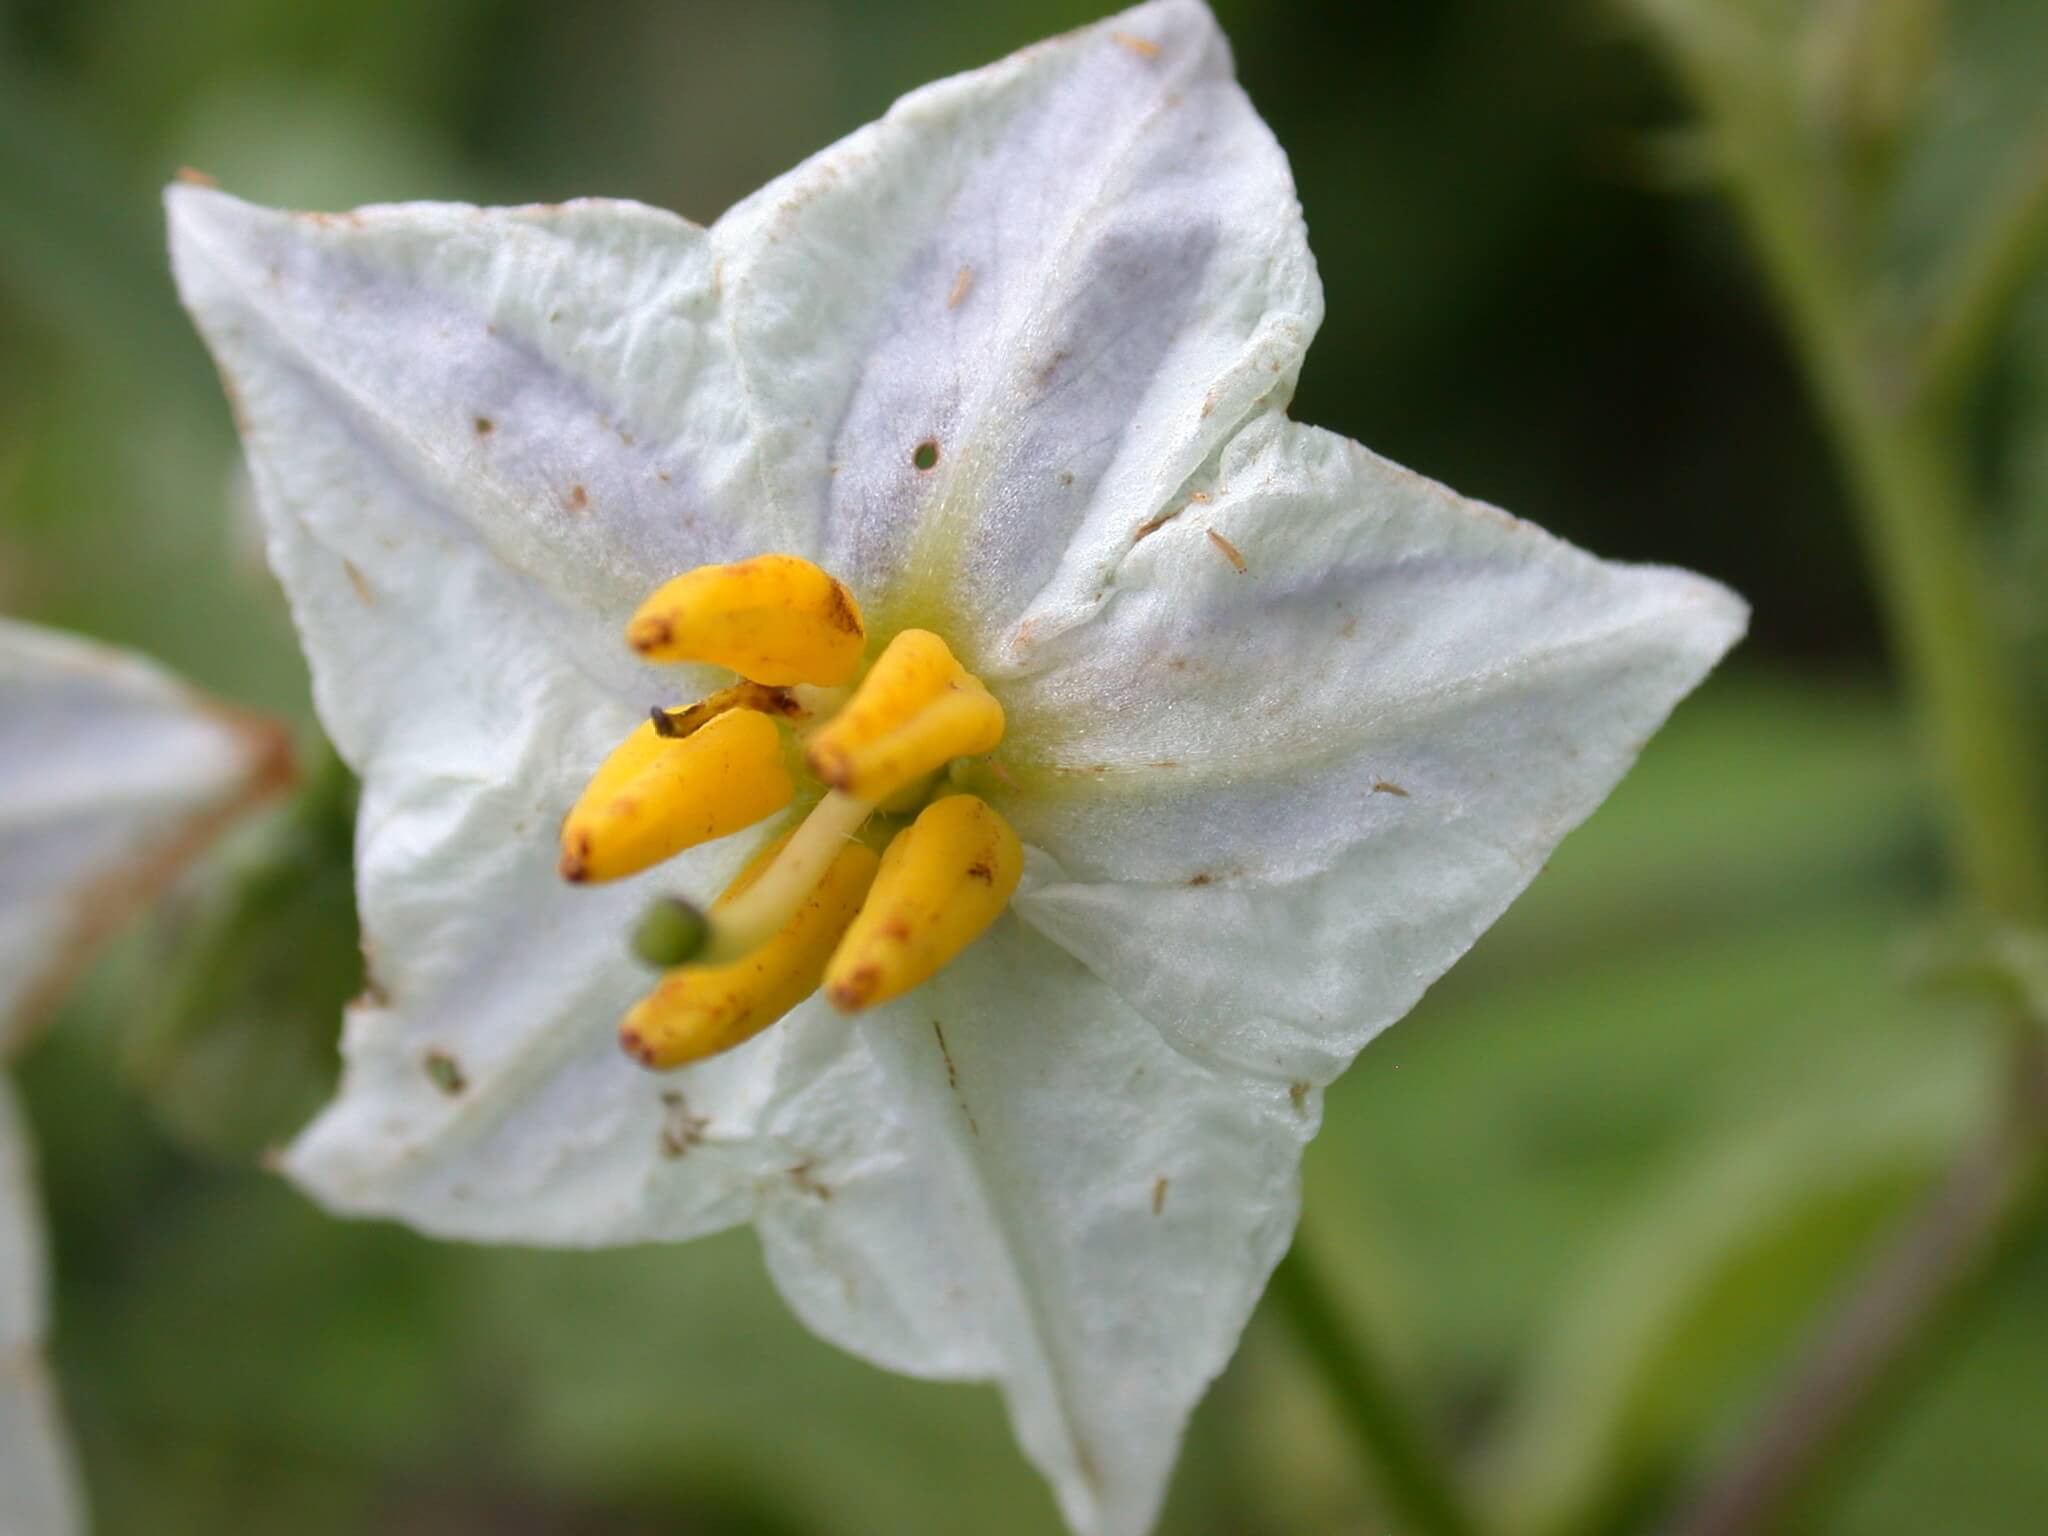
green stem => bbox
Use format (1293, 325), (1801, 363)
(1701, 90), (2048, 927)
(1919, 112), (2048, 416)
(1268, 1238), (1483, 1536)
(1628, 17), (2048, 1536)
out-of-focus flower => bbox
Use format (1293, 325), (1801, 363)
(167, 3), (1745, 1529)
(0, 618), (290, 1535)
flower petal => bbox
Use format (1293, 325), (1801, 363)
(713, 0), (1321, 662)
(278, 824), (786, 1244)
(164, 189), (834, 1240)
(164, 183), (795, 763)
(755, 917), (1310, 1536)
(0, 1081), (84, 1536)
(999, 417), (1748, 1083)
(0, 618), (289, 1051)
(295, 910), (1306, 1534)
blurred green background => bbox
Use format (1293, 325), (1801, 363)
(3, 0), (2045, 1532)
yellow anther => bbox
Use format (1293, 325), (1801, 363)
(824, 794), (1022, 1013)
(619, 832), (880, 1069)
(627, 554), (865, 687)
(559, 708), (792, 884)
(804, 630), (1004, 803)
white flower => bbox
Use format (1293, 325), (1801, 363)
(166, 2), (1745, 1531)
(0, 617), (290, 1536)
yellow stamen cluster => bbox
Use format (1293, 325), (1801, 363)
(558, 554), (1024, 1070)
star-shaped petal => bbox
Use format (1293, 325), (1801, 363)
(166, 4), (1745, 1532)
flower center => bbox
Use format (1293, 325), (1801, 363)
(557, 554), (1022, 1071)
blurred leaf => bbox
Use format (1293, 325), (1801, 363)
(1885, 0), (2048, 282)
(2, 362), (313, 716)
(1904, 912), (2048, 1028)
(1300, 673), (1950, 1373)
(121, 746), (356, 1160)
(71, 0), (492, 150)
(456, 1237), (1069, 1536)
(1805, 0), (1946, 153)
(1826, 1225), (2048, 1536)
(1203, 676), (1986, 1533)
(1998, 277), (2048, 720)
(1483, 1082), (1974, 1536)
(170, 78), (473, 209)
(0, 49), (188, 368)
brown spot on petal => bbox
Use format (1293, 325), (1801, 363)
(1133, 510), (1175, 543)
(424, 1051), (467, 1096)
(947, 265), (974, 308)
(1372, 780), (1410, 798)
(1152, 1176), (1169, 1215)
(1206, 528), (1248, 573)
(1289, 1081), (1311, 1114)
(1112, 30), (1161, 58)
(175, 165), (218, 187)
(930, 1021), (981, 1134)
(566, 484), (589, 513)
(658, 1090), (709, 1158)
(788, 1159), (832, 1200)
(473, 415), (495, 436)
(342, 559), (374, 606)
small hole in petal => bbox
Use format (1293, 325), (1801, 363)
(912, 440), (939, 472)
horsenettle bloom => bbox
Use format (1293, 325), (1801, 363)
(167, 2), (1745, 1529)
(0, 618), (290, 1536)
